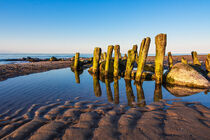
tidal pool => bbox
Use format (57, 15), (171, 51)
(0, 67), (209, 114)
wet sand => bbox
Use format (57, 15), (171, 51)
(0, 55), (208, 81)
(0, 61), (73, 81)
(0, 98), (210, 140)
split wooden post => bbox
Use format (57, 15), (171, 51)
(135, 37), (151, 82)
(124, 49), (136, 79)
(191, 51), (201, 66)
(105, 45), (114, 76)
(155, 33), (167, 84)
(114, 45), (120, 77)
(74, 52), (80, 69)
(168, 52), (173, 69)
(92, 47), (101, 74)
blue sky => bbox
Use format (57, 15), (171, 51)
(0, 0), (209, 54)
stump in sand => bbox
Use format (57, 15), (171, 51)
(124, 49), (136, 80)
(114, 45), (120, 77)
(168, 52), (173, 70)
(191, 51), (201, 66)
(154, 83), (162, 102)
(105, 45), (114, 76)
(136, 82), (146, 107)
(155, 33), (167, 84)
(135, 37), (151, 82)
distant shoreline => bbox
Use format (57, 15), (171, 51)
(0, 55), (208, 81)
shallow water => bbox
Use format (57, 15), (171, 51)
(0, 68), (209, 114)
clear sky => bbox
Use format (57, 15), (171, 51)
(0, 0), (209, 54)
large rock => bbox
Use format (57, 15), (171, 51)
(165, 63), (210, 88)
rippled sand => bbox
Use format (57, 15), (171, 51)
(0, 98), (210, 140)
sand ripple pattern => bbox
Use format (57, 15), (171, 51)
(0, 99), (210, 140)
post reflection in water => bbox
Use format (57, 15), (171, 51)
(105, 78), (114, 102)
(93, 74), (102, 97)
(136, 82), (146, 107)
(114, 78), (119, 104)
(125, 79), (135, 106)
(74, 70), (80, 84)
(154, 83), (163, 102)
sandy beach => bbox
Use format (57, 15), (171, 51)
(0, 98), (210, 140)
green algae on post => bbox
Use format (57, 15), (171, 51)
(135, 37), (151, 82)
(114, 45), (120, 77)
(124, 49), (136, 80)
(191, 51), (201, 66)
(132, 44), (138, 62)
(155, 33), (167, 84)
(105, 45), (114, 76)
(92, 47), (101, 74)
(74, 52), (80, 70)
(168, 52), (173, 70)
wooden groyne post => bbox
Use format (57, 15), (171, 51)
(135, 37), (151, 82)
(168, 52), (173, 70)
(105, 45), (114, 76)
(92, 47), (101, 74)
(124, 49), (136, 79)
(191, 51), (201, 66)
(114, 45), (120, 77)
(74, 52), (80, 69)
(155, 33), (167, 84)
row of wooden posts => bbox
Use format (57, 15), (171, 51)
(90, 33), (167, 84)
(73, 33), (210, 84)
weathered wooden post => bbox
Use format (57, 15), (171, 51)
(136, 82), (146, 107)
(92, 47), (101, 74)
(114, 45), (120, 77)
(168, 52), (173, 70)
(125, 80), (135, 106)
(206, 54), (210, 72)
(74, 52), (80, 69)
(181, 57), (188, 64)
(103, 52), (107, 61)
(133, 44), (138, 61)
(155, 33), (167, 84)
(105, 79), (113, 102)
(124, 50), (136, 79)
(154, 83), (162, 102)
(191, 51), (201, 66)
(105, 45), (114, 76)
(135, 37), (151, 82)
(114, 78), (119, 104)
(93, 74), (102, 97)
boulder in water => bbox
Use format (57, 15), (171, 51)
(165, 63), (210, 88)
